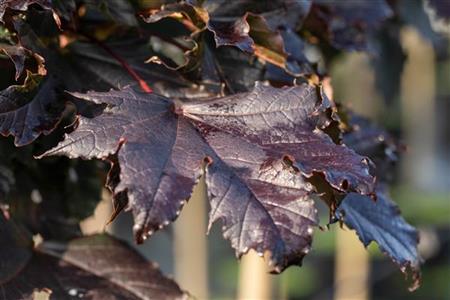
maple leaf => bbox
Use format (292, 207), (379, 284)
(0, 42), (46, 80)
(336, 185), (421, 291)
(206, 14), (255, 52)
(0, 215), (187, 299)
(199, 43), (266, 94)
(42, 83), (374, 271)
(0, 43), (27, 80)
(343, 112), (401, 180)
(336, 110), (421, 289)
(195, 0), (311, 69)
(187, 0), (312, 30)
(142, 0), (311, 70)
(265, 28), (314, 86)
(0, 72), (64, 146)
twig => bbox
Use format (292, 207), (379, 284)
(81, 32), (153, 93)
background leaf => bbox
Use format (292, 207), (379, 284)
(336, 186), (421, 291)
(0, 222), (187, 300)
(0, 72), (64, 146)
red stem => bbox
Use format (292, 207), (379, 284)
(82, 33), (153, 93)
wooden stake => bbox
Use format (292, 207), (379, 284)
(173, 176), (209, 299)
(334, 228), (369, 300)
(237, 250), (273, 300)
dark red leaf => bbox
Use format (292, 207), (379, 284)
(141, 1), (205, 30)
(0, 43), (46, 80)
(336, 185), (421, 291)
(41, 83), (374, 271)
(142, 0), (311, 70)
(201, 44), (266, 93)
(85, 0), (139, 27)
(189, 0), (312, 30)
(0, 217), (187, 300)
(207, 16), (255, 53)
(265, 28), (315, 86)
(245, 13), (288, 68)
(337, 111), (421, 290)
(0, 44), (27, 80)
(207, 13), (289, 68)
(183, 84), (373, 195)
(343, 112), (401, 180)
(37, 234), (188, 299)
(0, 72), (64, 146)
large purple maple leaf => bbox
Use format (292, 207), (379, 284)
(42, 83), (374, 271)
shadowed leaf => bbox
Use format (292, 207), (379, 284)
(207, 15), (254, 52)
(86, 0), (138, 26)
(205, 45), (265, 93)
(0, 227), (188, 299)
(338, 111), (421, 290)
(0, 42), (46, 80)
(188, 0), (312, 30)
(0, 72), (64, 146)
(0, 213), (32, 285)
(343, 112), (401, 180)
(265, 28), (314, 85)
(143, 0), (311, 70)
(0, 44), (27, 80)
(0, 137), (104, 241)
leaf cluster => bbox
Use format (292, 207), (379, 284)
(1, 0), (445, 296)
